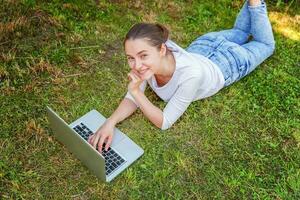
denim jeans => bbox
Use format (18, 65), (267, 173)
(186, 0), (275, 86)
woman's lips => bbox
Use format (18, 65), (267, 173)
(139, 69), (148, 75)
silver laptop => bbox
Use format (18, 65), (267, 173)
(46, 106), (144, 182)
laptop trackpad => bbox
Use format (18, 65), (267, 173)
(111, 129), (126, 146)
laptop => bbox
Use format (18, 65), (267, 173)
(46, 106), (144, 182)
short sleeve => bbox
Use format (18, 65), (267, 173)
(124, 80), (147, 107)
(161, 78), (202, 130)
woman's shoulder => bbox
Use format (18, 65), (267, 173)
(166, 39), (184, 52)
(166, 40), (204, 79)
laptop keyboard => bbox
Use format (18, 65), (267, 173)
(73, 122), (126, 176)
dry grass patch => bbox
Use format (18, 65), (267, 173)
(25, 119), (46, 141)
(0, 16), (29, 37)
(29, 58), (62, 77)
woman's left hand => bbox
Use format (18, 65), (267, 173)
(128, 70), (143, 94)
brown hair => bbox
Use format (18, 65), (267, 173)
(124, 23), (169, 49)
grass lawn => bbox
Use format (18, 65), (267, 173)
(1, 0), (299, 199)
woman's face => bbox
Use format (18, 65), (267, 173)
(125, 38), (164, 80)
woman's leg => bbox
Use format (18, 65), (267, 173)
(233, 0), (251, 36)
(200, 1), (251, 45)
(187, 1), (275, 86)
(241, 0), (275, 73)
(206, 0), (275, 86)
(186, 1), (251, 55)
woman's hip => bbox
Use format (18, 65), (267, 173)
(186, 35), (253, 86)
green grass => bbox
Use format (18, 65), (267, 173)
(1, 0), (299, 199)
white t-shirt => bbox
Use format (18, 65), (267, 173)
(125, 40), (225, 130)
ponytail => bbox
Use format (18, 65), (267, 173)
(156, 23), (169, 43)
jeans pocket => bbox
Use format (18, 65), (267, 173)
(187, 39), (216, 57)
(227, 46), (249, 80)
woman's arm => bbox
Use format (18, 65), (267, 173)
(128, 71), (164, 128)
(107, 98), (138, 125)
(130, 90), (163, 128)
(129, 71), (202, 130)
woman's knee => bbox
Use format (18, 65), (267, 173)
(266, 41), (275, 56)
(261, 40), (276, 56)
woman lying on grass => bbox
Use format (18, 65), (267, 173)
(88, 0), (275, 153)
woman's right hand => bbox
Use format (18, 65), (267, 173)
(88, 120), (115, 153)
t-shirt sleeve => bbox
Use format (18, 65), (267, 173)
(161, 78), (202, 130)
(124, 80), (147, 107)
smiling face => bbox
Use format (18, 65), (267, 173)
(125, 38), (165, 80)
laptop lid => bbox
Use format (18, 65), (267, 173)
(46, 106), (107, 181)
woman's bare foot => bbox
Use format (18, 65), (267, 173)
(249, 0), (261, 6)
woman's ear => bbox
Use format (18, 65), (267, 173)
(159, 43), (167, 57)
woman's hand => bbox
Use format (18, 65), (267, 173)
(128, 70), (143, 94)
(88, 120), (115, 153)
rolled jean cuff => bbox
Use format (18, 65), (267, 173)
(248, 0), (266, 9)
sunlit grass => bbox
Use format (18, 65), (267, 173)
(269, 11), (300, 41)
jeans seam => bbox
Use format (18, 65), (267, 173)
(218, 50), (234, 84)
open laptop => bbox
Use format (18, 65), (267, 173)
(46, 106), (144, 182)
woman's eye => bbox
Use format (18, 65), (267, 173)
(141, 55), (147, 59)
(127, 57), (134, 62)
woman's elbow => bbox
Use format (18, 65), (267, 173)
(159, 120), (171, 131)
(154, 120), (164, 130)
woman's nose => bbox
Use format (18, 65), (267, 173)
(134, 59), (142, 70)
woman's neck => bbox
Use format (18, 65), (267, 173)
(155, 50), (176, 87)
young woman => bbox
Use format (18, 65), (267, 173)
(88, 0), (275, 152)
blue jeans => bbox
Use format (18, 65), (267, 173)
(186, 0), (275, 86)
